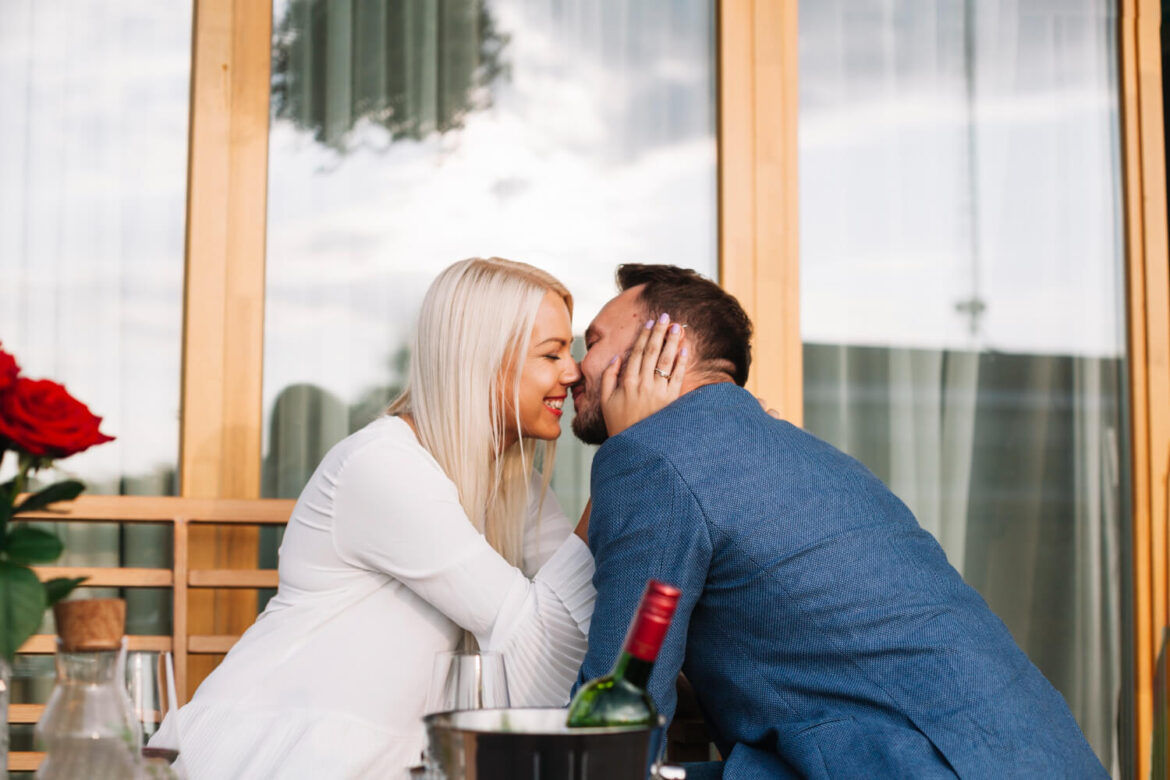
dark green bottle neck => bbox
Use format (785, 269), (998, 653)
(612, 651), (654, 689)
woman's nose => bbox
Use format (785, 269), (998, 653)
(562, 361), (582, 384)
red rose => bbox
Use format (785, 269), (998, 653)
(0, 378), (115, 458)
(0, 345), (18, 392)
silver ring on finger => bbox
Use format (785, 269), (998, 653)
(654, 368), (671, 379)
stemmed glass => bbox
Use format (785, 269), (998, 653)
(125, 650), (184, 778)
(426, 650), (510, 713)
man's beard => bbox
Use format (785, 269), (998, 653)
(571, 391), (609, 445)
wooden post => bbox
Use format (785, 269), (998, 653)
(718, 0), (802, 424)
(180, 0), (272, 697)
(1120, 0), (1170, 774)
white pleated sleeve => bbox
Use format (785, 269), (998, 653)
(330, 436), (595, 706)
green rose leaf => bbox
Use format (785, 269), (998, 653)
(0, 477), (16, 529)
(3, 525), (64, 564)
(0, 561), (47, 660)
(43, 576), (87, 606)
(15, 480), (85, 515)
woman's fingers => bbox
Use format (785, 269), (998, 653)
(638, 314), (672, 384)
(600, 354), (622, 403)
(625, 318), (654, 382)
(668, 344), (689, 393)
(655, 322), (684, 384)
(756, 396), (781, 419)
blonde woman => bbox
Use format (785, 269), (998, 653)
(150, 257), (687, 779)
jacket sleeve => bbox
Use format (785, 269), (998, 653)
(575, 434), (713, 724)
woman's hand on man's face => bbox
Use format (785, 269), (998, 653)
(599, 312), (689, 437)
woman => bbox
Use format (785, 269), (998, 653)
(151, 257), (687, 778)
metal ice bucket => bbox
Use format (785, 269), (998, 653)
(421, 707), (683, 780)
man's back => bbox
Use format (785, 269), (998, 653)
(580, 382), (1105, 778)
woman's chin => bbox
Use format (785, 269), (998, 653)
(522, 425), (563, 442)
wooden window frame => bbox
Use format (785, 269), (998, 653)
(170, 0), (1166, 771)
(1121, 1), (1170, 776)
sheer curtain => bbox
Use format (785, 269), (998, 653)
(0, 0), (192, 747)
(800, 1), (1126, 772)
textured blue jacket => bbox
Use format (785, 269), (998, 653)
(577, 382), (1106, 778)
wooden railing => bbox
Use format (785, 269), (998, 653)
(5, 495), (294, 774)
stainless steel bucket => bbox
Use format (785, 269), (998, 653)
(421, 707), (683, 780)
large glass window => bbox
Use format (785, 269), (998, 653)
(0, 0), (193, 757)
(800, 1), (1128, 772)
(262, 0), (718, 519)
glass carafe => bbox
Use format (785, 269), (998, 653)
(34, 639), (142, 779)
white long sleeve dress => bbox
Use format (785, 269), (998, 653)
(150, 415), (596, 779)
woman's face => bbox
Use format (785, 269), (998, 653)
(502, 290), (580, 446)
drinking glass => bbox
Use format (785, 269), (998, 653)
(125, 650), (184, 777)
(426, 651), (510, 713)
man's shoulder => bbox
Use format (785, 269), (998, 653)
(599, 382), (814, 466)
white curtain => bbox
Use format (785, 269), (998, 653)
(800, 0), (1126, 773)
(0, 0), (192, 715)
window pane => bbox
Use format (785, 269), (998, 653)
(263, 0), (717, 520)
(800, 1), (1127, 771)
(0, 1), (190, 495)
(0, 1), (191, 677)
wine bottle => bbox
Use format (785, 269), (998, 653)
(566, 579), (681, 727)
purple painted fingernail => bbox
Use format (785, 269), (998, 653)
(681, 347), (689, 357)
(645, 319), (655, 329)
(658, 312), (670, 325)
(609, 354), (619, 365)
(670, 323), (681, 335)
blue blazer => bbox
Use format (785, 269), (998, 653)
(577, 383), (1106, 778)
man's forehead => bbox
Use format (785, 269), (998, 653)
(588, 286), (646, 335)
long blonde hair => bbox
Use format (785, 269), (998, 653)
(387, 257), (573, 567)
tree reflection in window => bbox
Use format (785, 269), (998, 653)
(271, 0), (510, 151)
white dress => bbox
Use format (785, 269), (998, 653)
(150, 415), (596, 779)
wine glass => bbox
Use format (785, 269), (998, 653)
(426, 650), (510, 713)
(125, 650), (184, 777)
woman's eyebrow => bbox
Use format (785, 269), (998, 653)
(534, 337), (568, 348)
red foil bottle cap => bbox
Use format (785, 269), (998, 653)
(624, 580), (681, 662)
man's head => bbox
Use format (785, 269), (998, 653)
(571, 264), (753, 444)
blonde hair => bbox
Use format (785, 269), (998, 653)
(388, 257), (573, 568)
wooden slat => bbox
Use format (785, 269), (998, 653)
(174, 518), (190, 704)
(19, 634), (173, 654)
(31, 566), (173, 587)
(9, 704), (44, 724)
(12, 495), (293, 524)
(9, 752), (43, 772)
(188, 569), (278, 588)
(718, 0), (801, 424)
(188, 634), (241, 654)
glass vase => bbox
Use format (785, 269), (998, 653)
(34, 640), (141, 779)
(1, 654), (9, 780)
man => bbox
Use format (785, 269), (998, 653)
(571, 264), (1106, 778)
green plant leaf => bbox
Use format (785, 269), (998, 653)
(0, 477), (16, 529)
(3, 525), (64, 564)
(15, 480), (85, 515)
(0, 561), (47, 661)
(43, 576), (87, 606)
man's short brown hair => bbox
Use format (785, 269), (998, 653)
(616, 264), (753, 387)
